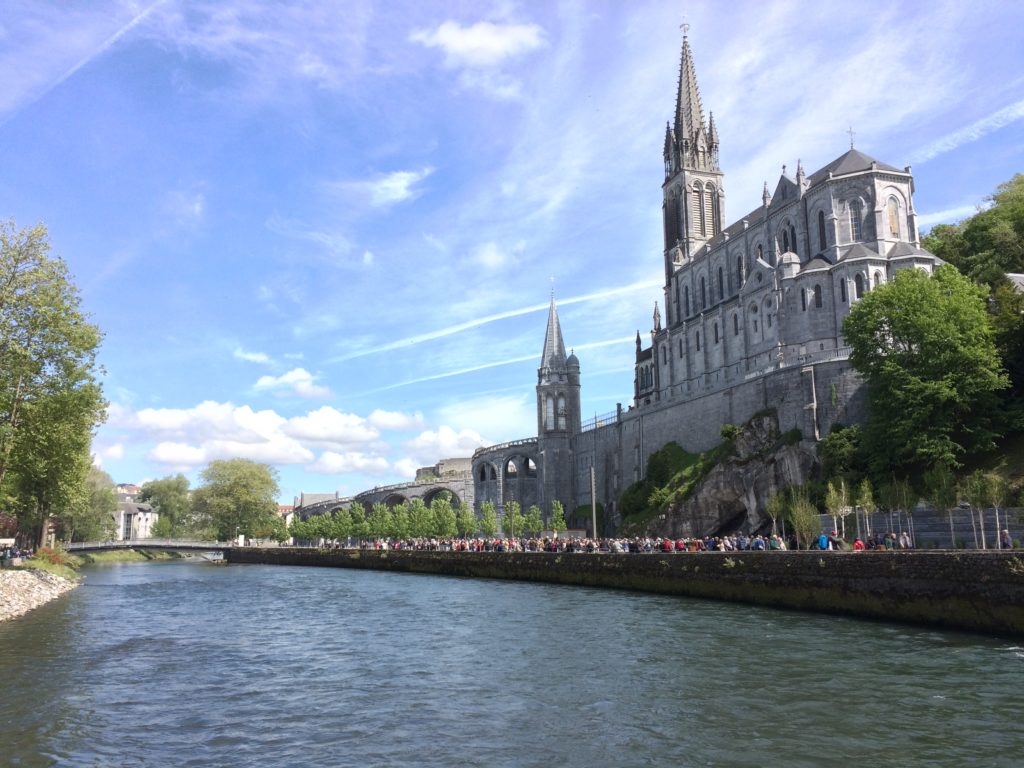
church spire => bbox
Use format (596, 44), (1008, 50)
(540, 293), (567, 370)
(674, 26), (705, 142)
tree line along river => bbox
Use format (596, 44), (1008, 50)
(1, 559), (1022, 767)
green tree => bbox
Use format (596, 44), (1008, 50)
(785, 488), (819, 550)
(857, 477), (878, 539)
(348, 503), (367, 543)
(765, 490), (787, 537)
(502, 500), (523, 538)
(431, 494), (458, 539)
(844, 264), (1008, 475)
(524, 505), (544, 537)
(825, 479), (851, 539)
(455, 501), (478, 539)
(818, 424), (864, 484)
(63, 465), (117, 542)
(191, 459), (280, 541)
(366, 502), (393, 541)
(478, 500), (499, 537)
(139, 474), (191, 537)
(924, 462), (958, 548)
(1, 222), (105, 493)
(964, 470), (990, 549)
(548, 500), (568, 537)
(407, 498), (434, 539)
(391, 502), (411, 540)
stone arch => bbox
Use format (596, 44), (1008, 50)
(384, 493), (408, 508)
(424, 487), (461, 509)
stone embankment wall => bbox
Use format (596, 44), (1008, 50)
(227, 548), (1024, 637)
(0, 569), (79, 622)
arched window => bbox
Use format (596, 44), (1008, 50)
(695, 331), (701, 351)
(757, 244), (764, 261)
(736, 256), (743, 286)
(814, 284), (822, 308)
(718, 267), (724, 300)
(849, 200), (863, 240)
(790, 225), (797, 256)
(546, 395), (556, 429)
(714, 322), (719, 343)
(678, 338), (684, 357)
(888, 196), (900, 238)
(782, 229), (790, 252)
(840, 277), (847, 303)
(692, 183), (706, 236)
(700, 277), (707, 309)
(661, 346), (667, 364)
(818, 210), (827, 251)
(855, 273), (865, 299)
(684, 286), (690, 317)
(557, 395), (566, 430)
(766, 312), (772, 328)
(873, 270), (883, 288)
(705, 187), (716, 235)
(801, 289), (807, 311)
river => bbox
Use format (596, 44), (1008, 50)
(1, 560), (1022, 767)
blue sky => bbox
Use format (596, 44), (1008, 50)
(2, 0), (1022, 504)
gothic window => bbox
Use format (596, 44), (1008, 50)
(678, 338), (684, 357)
(801, 289), (807, 311)
(695, 331), (701, 351)
(783, 229), (790, 252)
(767, 312), (772, 328)
(692, 183), (705, 236)
(700, 277), (707, 309)
(790, 226), (797, 256)
(557, 395), (566, 430)
(753, 319), (759, 333)
(684, 286), (690, 316)
(733, 314), (739, 335)
(705, 187), (716, 234)
(849, 200), (863, 240)
(818, 210), (827, 251)
(757, 244), (764, 261)
(718, 267), (724, 300)
(840, 277), (848, 303)
(814, 284), (822, 308)
(888, 196), (900, 238)
(736, 256), (743, 286)
(545, 395), (555, 430)
(714, 322), (719, 343)
(873, 270), (883, 288)
(855, 273), (865, 299)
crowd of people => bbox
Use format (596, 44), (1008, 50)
(305, 530), (919, 553)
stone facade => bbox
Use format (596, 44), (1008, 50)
(469, 30), (942, 531)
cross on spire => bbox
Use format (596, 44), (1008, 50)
(847, 126), (856, 149)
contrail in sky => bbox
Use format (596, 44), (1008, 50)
(331, 280), (660, 363)
(910, 97), (1024, 164)
(358, 336), (636, 394)
(1, 0), (167, 128)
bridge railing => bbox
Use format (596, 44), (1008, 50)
(65, 539), (231, 551)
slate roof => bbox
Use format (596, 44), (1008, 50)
(807, 149), (903, 186)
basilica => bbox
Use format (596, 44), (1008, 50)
(469, 29), (942, 529)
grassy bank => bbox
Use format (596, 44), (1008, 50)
(70, 549), (182, 566)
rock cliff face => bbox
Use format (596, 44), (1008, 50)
(645, 415), (817, 538)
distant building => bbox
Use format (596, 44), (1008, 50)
(116, 502), (157, 540)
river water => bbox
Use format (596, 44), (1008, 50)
(1, 560), (1022, 767)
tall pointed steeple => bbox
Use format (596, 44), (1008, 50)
(674, 27), (705, 142)
(540, 292), (567, 371)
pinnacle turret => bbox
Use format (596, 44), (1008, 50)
(540, 294), (567, 370)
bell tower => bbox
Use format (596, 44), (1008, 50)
(662, 26), (725, 285)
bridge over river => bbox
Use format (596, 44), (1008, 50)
(65, 539), (237, 554)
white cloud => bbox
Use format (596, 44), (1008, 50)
(410, 20), (544, 68)
(149, 441), (207, 467)
(362, 250), (374, 266)
(916, 205), (983, 229)
(234, 347), (272, 364)
(367, 409), (424, 430)
(436, 394), (532, 444)
(103, 443), (125, 460)
(306, 451), (391, 475)
(472, 241), (525, 270)
(325, 168), (435, 208)
(402, 425), (488, 465)
(284, 406), (379, 445)
(254, 368), (332, 399)
(392, 458), (421, 479)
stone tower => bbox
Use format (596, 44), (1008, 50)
(661, 27), (725, 325)
(536, 294), (580, 513)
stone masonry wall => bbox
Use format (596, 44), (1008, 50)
(227, 548), (1024, 637)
